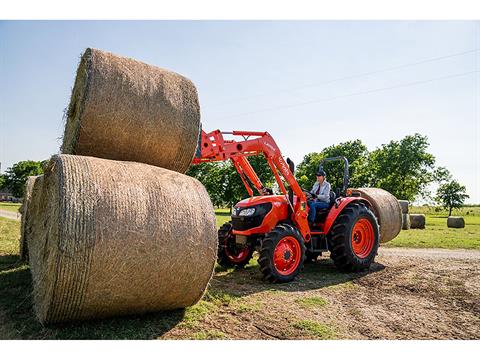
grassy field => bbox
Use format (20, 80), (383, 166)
(0, 202), (21, 212)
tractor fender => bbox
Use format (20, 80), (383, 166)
(323, 197), (372, 234)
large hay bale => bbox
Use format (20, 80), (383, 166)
(401, 213), (410, 230)
(409, 214), (426, 229)
(350, 188), (402, 243)
(19, 176), (42, 261)
(28, 154), (217, 324)
(398, 200), (409, 214)
(447, 216), (465, 228)
(61, 48), (201, 173)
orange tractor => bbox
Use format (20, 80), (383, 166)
(193, 129), (382, 283)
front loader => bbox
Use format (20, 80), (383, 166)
(193, 129), (398, 283)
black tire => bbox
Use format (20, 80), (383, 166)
(258, 224), (306, 283)
(217, 222), (253, 268)
(328, 203), (379, 272)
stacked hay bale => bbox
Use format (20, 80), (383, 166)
(25, 48), (217, 324)
(447, 216), (465, 228)
(398, 200), (410, 230)
(409, 214), (426, 229)
(61, 48), (201, 172)
(350, 188), (402, 243)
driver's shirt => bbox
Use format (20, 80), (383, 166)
(310, 181), (331, 203)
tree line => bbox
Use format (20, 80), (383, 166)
(0, 133), (469, 215)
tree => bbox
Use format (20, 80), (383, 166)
(295, 140), (370, 193)
(435, 180), (469, 216)
(187, 155), (275, 208)
(0, 174), (6, 190)
(366, 134), (436, 201)
(4, 160), (44, 198)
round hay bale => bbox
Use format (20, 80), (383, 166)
(409, 214), (426, 229)
(349, 188), (402, 243)
(401, 213), (410, 230)
(19, 175), (42, 261)
(29, 154), (217, 324)
(61, 48), (201, 173)
(398, 200), (409, 214)
(447, 216), (465, 228)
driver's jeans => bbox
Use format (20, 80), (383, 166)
(307, 200), (330, 223)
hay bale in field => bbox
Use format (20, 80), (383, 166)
(398, 200), (409, 214)
(28, 154), (217, 325)
(61, 48), (201, 173)
(350, 188), (402, 243)
(409, 214), (426, 229)
(447, 216), (465, 228)
(19, 176), (42, 261)
(401, 213), (410, 230)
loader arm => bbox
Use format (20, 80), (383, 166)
(192, 129), (311, 240)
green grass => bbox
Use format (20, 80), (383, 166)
(386, 214), (480, 249)
(0, 217), (20, 256)
(292, 320), (336, 339)
(0, 202), (21, 213)
(190, 330), (227, 340)
(294, 295), (328, 308)
(215, 208), (231, 228)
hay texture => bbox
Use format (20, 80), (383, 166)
(19, 176), (43, 261)
(350, 188), (402, 243)
(28, 154), (217, 324)
(61, 48), (201, 173)
(447, 216), (465, 228)
(409, 214), (426, 229)
(401, 213), (410, 230)
(398, 200), (409, 214)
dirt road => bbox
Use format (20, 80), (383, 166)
(163, 247), (480, 340)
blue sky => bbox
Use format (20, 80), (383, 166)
(1, 21), (479, 202)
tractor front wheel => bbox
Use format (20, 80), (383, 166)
(259, 224), (306, 283)
(328, 203), (379, 272)
(217, 222), (254, 268)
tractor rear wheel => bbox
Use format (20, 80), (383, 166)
(259, 224), (306, 283)
(328, 203), (379, 272)
(217, 222), (254, 268)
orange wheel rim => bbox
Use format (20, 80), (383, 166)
(273, 236), (301, 275)
(351, 218), (375, 259)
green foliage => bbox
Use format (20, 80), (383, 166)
(0, 174), (6, 189)
(187, 156), (275, 208)
(435, 180), (469, 216)
(296, 140), (369, 193)
(3, 160), (44, 198)
(366, 134), (436, 201)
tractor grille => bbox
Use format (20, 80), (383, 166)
(231, 203), (272, 231)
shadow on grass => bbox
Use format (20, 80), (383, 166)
(0, 254), (185, 340)
(210, 256), (385, 297)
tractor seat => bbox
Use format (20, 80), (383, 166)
(313, 190), (336, 223)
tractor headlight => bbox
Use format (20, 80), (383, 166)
(238, 208), (256, 216)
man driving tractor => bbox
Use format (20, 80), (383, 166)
(307, 169), (331, 223)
